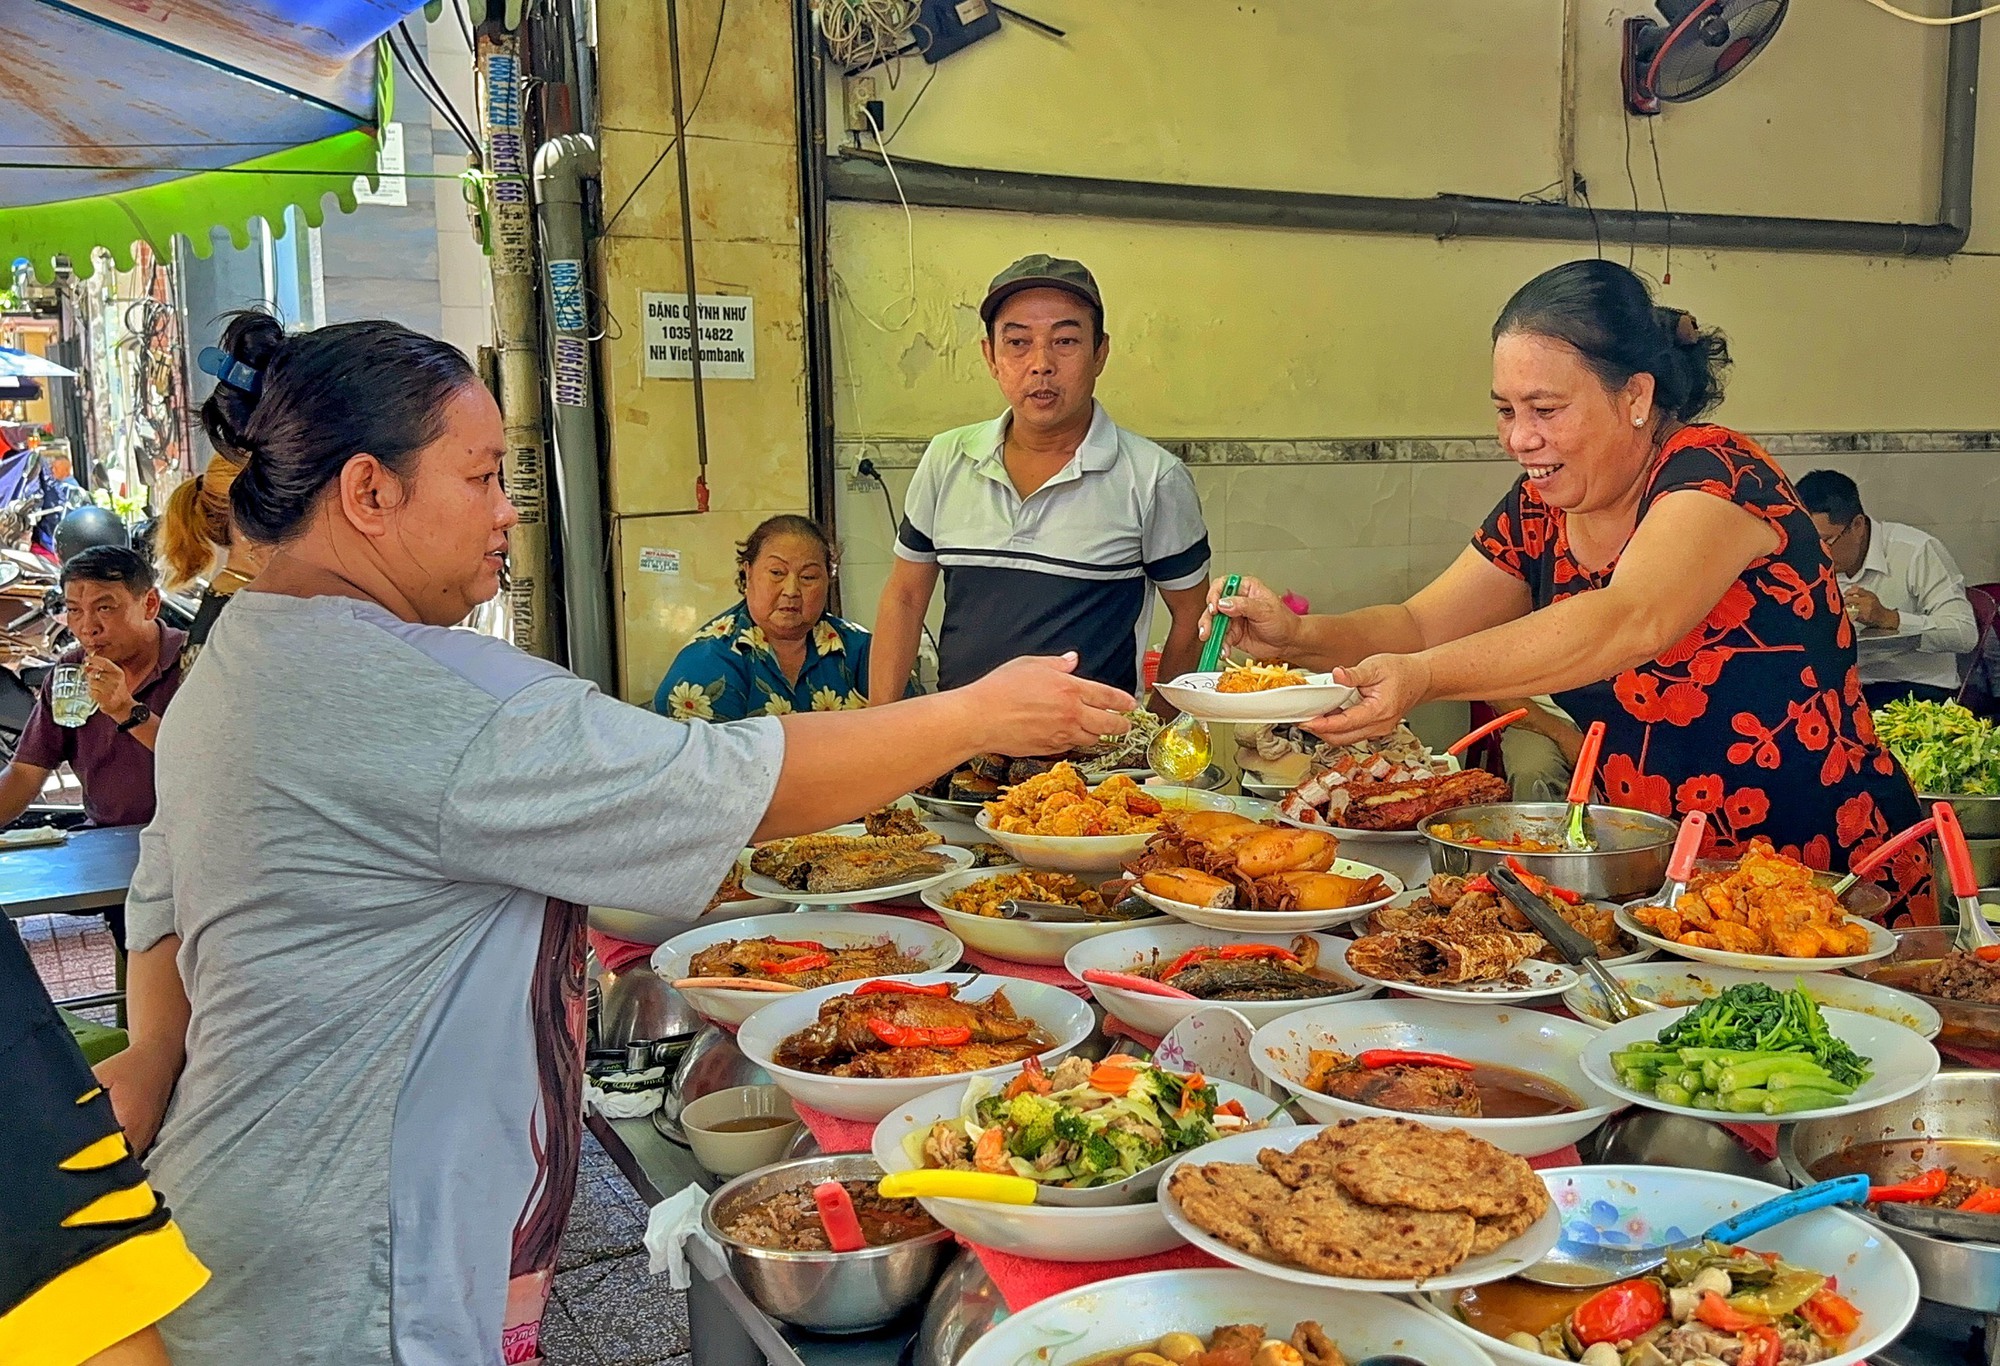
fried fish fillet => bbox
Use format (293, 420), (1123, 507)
(799, 847), (951, 894)
(1335, 768), (1510, 830)
(1344, 929), (1545, 985)
(748, 831), (941, 883)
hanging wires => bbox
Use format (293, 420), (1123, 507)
(835, 103), (919, 333)
(1858, 0), (2000, 22)
(389, 22), (479, 150)
(1620, 110), (1641, 268)
(818, 0), (924, 74)
(1645, 117), (1673, 284)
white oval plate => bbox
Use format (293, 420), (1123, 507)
(1369, 887), (1656, 968)
(973, 787), (1237, 875)
(1158, 1125), (1561, 1292)
(1065, 924), (1378, 1038)
(742, 839), (976, 906)
(920, 865), (1165, 966)
(1132, 859), (1404, 934)
(1561, 961), (1943, 1038)
(650, 911), (964, 1028)
(1153, 670), (1358, 725)
(1613, 903), (1898, 973)
(1578, 1003), (1941, 1124)
(1326, 937), (1581, 1003)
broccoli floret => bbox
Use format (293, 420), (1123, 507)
(1106, 1127), (1160, 1170)
(1078, 1132), (1122, 1176)
(1123, 1068), (1164, 1106)
(1001, 1093), (1061, 1159)
(1051, 1109), (1091, 1144)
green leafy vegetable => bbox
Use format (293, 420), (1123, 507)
(1654, 983), (1872, 1087)
(1874, 699), (2000, 795)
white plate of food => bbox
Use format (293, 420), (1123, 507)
(869, 1062), (1288, 1262)
(1421, 1165), (1919, 1366)
(733, 972), (1097, 1121)
(1613, 903), (1897, 973)
(587, 852), (788, 944)
(1561, 961), (1943, 1037)
(1153, 665), (1358, 725)
(1328, 937), (1580, 1003)
(1277, 753), (1500, 843)
(1065, 924), (1379, 1037)
(976, 772), (1236, 874)
(651, 912), (965, 1028)
(1132, 860), (1404, 934)
(959, 1267), (1494, 1366)
(743, 827), (977, 906)
(919, 865), (1165, 966)
(1578, 999), (1940, 1124)
(1250, 1000), (1623, 1157)
(1371, 880), (1655, 968)
(1159, 1121), (1562, 1293)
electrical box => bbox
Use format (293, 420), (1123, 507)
(919, 0), (1000, 63)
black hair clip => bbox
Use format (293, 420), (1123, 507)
(197, 346), (261, 395)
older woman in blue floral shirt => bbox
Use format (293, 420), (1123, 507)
(656, 516), (882, 720)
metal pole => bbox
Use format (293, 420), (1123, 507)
(663, 0), (712, 511)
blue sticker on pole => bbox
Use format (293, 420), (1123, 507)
(548, 260), (586, 333)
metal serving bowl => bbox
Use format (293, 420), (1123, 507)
(1421, 802), (1678, 900)
(1779, 1070), (2000, 1314)
(701, 1153), (955, 1334)
(1924, 791), (2000, 840)
(1846, 925), (2000, 1054)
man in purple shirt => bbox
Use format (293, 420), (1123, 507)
(0, 546), (185, 865)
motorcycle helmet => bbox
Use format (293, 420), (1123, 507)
(53, 505), (128, 563)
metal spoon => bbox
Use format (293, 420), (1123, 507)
(1490, 865), (1657, 1023)
(1561, 720), (1607, 851)
(998, 899), (1109, 923)
(1150, 574), (1239, 783)
(1936, 800), (2000, 954)
(1518, 1175), (1869, 1287)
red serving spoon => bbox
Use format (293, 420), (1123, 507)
(1447, 707), (1530, 758)
(813, 1180), (867, 1253)
(1935, 801), (2000, 955)
(1081, 968), (1197, 1000)
(1828, 814), (1936, 904)
(1562, 721), (1608, 851)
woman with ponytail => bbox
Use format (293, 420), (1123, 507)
(157, 450), (268, 669)
(103, 313), (1132, 1365)
(1208, 259), (1929, 918)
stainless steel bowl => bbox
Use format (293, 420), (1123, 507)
(702, 1153), (955, 1334)
(1846, 926), (2000, 1054)
(1588, 1110), (1787, 1185)
(1421, 802), (1677, 900)
(1924, 792), (2000, 840)
(657, 1026), (772, 1143)
(914, 1248), (1008, 1366)
(1779, 1070), (2000, 1313)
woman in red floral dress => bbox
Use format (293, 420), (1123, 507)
(1208, 259), (1931, 918)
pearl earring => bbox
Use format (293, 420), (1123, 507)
(1633, 415), (1645, 426)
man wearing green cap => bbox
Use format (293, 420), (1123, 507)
(868, 254), (1211, 703)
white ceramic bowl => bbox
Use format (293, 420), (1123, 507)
(1153, 671), (1359, 724)
(734, 972), (1097, 1121)
(920, 866), (1166, 966)
(1419, 1165), (1920, 1366)
(588, 851), (787, 944)
(1613, 903), (1898, 972)
(869, 1073), (1289, 1262)
(974, 787), (1237, 873)
(1578, 1003), (1942, 1123)
(1562, 961), (1944, 1038)
(1133, 858), (1404, 934)
(961, 1267), (1491, 1366)
(650, 912), (964, 1028)
(1159, 1124), (1562, 1292)
(1250, 1000), (1625, 1157)
(1063, 923), (1378, 1037)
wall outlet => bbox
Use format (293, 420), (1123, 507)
(845, 76), (879, 133)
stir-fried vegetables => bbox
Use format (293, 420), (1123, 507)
(909, 1055), (1252, 1188)
(1610, 985), (1873, 1116)
(1511, 1242), (1860, 1365)
(1874, 699), (2000, 795)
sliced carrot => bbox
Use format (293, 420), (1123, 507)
(1091, 1056), (1143, 1094)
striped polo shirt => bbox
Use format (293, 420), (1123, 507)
(896, 401), (1211, 692)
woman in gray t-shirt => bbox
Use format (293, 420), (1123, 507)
(97, 314), (1132, 1366)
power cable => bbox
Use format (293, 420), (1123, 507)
(1645, 117), (1673, 285)
(1858, 0), (2000, 22)
(884, 64), (938, 144)
(600, 0), (727, 236)
(1620, 110), (1641, 269)
(388, 24), (478, 150)
(397, 21), (478, 145)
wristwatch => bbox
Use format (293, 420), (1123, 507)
(117, 703), (152, 733)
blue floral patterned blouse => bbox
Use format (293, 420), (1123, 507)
(654, 600), (875, 721)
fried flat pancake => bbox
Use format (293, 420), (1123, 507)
(1167, 1163), (1286, 1260)
(1316, 1118), (1546, 1221)
(1258, 1181), (1475, 1280)
(1469, 1199), (1541, 1255)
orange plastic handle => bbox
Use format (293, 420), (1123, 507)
(1566, 721), (1608, 808)
(1934, 800), (1980, 900)
(813, 1180), (867, 1252)
(1848, 816), (1938, 882)
(1666, 809), (1708, 884)
(1448, 707), (1530, 758)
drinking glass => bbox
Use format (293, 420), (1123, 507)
(50, 665), (96, 728)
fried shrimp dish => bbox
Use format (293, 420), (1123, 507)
(1630, 839), (1873, 958)
(1214, 662), (1311, 694)
(983, 763), (1166, 837)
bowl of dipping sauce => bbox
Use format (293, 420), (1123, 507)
(681, 1084), (803, 1178)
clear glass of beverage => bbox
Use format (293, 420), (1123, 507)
(50, 665), (96, 728)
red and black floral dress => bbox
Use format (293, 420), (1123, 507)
(1474, 424), (1933, 921)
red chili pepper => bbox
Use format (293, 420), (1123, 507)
(1216, 1099), (1247, 1119)
(1976, 945), (2000, 962)
(1463, 874), (1496, 894)
(1356, 1049), (1476, 1072)
(1800, 1288), (1862, 1340)
(1214, 944), (1300, 963)
(1571, 1280), (1666, 1346)
(1868, 1168), (1951, 1203)
(1159, 947), (1217, 979)
(1503, 857), (1583, 903)
(1739, 1325), (1783, 1366)
(867, 1018), (972, 1048)
(1958, 1187), (2000, 1215)
(769, 939), (828, 951)
(767, 953), (832, 974)
(851, 979), (953, 997)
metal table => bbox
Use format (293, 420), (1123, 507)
(589, 1111), (915, 1366)
(0, 824), (140, 918)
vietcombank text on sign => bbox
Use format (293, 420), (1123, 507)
(642, 293), (755, 380)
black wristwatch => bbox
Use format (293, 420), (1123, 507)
(117, 703), (152, 733)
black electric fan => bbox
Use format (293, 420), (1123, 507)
(1623, 0), (1789, 115)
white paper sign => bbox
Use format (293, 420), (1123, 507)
(642, 293), (755, 380)
(353, 123), (407, 207)
(638, 547), (681, 576)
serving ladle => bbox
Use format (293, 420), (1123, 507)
(1149, 574), (1239, 783)
(1561, 721), (1608, 851)
(1827, 813), (1936, 904)
(1936, 800), (2000, 954)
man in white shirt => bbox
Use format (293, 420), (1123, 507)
(1798, 469), (1978, 709)
(869, 255), (1210, 703)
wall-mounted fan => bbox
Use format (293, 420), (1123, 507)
(1624, 0), (1789, 115)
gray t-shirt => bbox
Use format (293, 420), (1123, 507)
(129, 593), (784, 1366)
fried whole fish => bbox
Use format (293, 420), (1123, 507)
(1344, 928), (1545, 985)
(774, 986), (1054, 1073)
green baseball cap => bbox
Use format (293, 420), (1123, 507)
(979, 254), (1103, 326)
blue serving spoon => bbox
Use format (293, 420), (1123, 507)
(1518, 1174), (1871, 1288)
